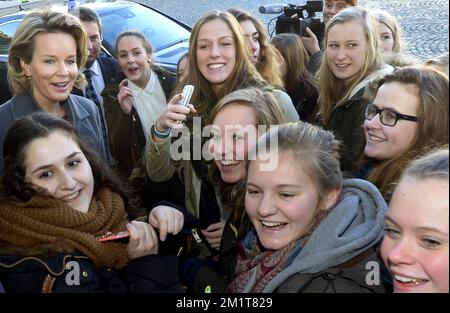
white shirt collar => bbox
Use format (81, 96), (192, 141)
(82, 60), (102, 77)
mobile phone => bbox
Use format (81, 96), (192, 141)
(179, 85), (194, 107)
(96, 231), (130, 243)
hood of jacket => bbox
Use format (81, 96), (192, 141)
(348, 64), (394, 100)
(263, 178), (387, 292)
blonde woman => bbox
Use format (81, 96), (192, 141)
(0, 9), (110, 174)
(316, 6), (392, 174)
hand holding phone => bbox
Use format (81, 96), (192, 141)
(179, 85), (194, 107)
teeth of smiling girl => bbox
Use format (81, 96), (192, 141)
(394, 275), (427, 284)
(261, 221), (285, 228)
(208, 63), (225, 69)
(220, 160), (239, 166)
(61, 190), (80, 201)
(369, 135), (386, 142)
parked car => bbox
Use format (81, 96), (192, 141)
(0, 0), (191, 103)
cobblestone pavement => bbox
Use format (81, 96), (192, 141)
(141, 0), (449, 60)
(1, 0), (448, 59)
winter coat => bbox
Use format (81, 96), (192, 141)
(263, 179), (388, 293)
(321, 65), (393, 174)
(0, 252), (182, 293)
(102, 65), (176, 177)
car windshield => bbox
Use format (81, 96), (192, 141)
(100, 5), (190, 55)
(0, 20), (20, 55)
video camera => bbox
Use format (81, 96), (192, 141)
(259, 1), (324, 37)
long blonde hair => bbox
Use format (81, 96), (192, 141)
(317, 6), (383, 124)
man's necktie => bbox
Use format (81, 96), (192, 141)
(84, 69), (100, 107)
(83, 69), (111, 163)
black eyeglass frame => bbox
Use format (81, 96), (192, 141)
(364, 103), (419, 126)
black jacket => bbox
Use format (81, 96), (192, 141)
(0, 252), (183, 293)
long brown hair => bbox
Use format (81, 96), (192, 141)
(364, 66), (449, 199)
(176, 11), (267, 124)
(227, 8), (284, 89)
(271, 33), (316, 96)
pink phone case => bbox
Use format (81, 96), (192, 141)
(96, 231), (130, 242)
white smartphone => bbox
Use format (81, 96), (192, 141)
(179, 85), (194, 107)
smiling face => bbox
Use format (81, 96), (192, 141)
(117, 35), (152, 89)
(239, 19), (260, 64)
(381, 177), (449, 293)
(376, 22), (394, 54)
(21, 32), (78, 108)
(196, 18), (236, 93)
(326, 20), (367, 87)
(209, 103), (258, 184)
(245, 151), (326, 250)
(23, 132), (94, 213)
(363, 82), (419, 160)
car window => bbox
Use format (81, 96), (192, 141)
(0, 20), (20, 55)
(100, 5), (190, 55)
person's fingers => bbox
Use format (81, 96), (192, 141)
(166, 112), (188, 123)
(157, 213), (168, 242)
(173, 211), (184, 235)
(148, 211), (160, 229)
(119, 78), (128, 88)
(121, 87), (134, 95)
(148, 224), (158, 245)
(126, 222), (138, 239)
(139, 222), (153, 250)
(126, 222), (139, 252)
(148, 225), (159, 254)
(200, 228), (217, 240)
(168, 93), (183, 105)
(204, 221), (225, 232)
(168, 103), (191, 115)
(206, 236), (221, 249)
(305, 27), (318, 40)
(203, 228), (223, 238)
(187, 104), (197, 113)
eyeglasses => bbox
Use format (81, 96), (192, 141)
(364, 103), (418, 127)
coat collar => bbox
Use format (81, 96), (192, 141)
(10, 93), (91, 124)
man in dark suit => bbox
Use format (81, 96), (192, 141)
(72, 6), (124, 96)
(72, 6), (124, 166)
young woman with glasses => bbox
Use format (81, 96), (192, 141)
(357, 66), (448, 200)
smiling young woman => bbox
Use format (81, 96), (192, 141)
(0, 112), (183, 293)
